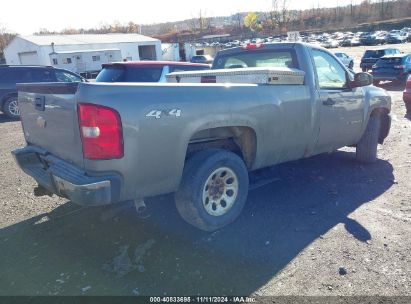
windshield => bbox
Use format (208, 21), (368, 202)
(212, 49), (297, 69)
(96, 65), (164, 82)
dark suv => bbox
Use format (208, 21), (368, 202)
(0, 65), (85, 119)
(360, 48), (400, 72)
(372, 53), (411, 85)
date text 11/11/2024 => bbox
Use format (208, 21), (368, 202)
(149, 296), (257, 303)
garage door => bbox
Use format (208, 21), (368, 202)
(18, 52), (40, 65)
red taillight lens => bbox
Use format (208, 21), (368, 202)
(78, 103), (123, 160)
(242, 43), (264, 49)
(394, 65), (405, 69)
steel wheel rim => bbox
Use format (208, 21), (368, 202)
(202, 167), (239, 217)
(8, 99), (20, 116)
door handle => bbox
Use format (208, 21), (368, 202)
(323, 98), (336, 106)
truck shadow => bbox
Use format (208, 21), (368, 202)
(0, 150), (394, 296)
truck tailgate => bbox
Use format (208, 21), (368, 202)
(17, 83), (84, 167)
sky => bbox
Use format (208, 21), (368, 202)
(1, 0), (361, 35)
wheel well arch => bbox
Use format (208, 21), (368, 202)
(370, 107), (389, 117)
(186, 126), (257, 169)
(370, 107), (390, 144)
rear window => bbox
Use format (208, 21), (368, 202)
(96, 65), (163, 82)
(364, 50), (385, 58)
(212, 49), (297, 69)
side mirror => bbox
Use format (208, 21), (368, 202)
(351, 72), (373, 88)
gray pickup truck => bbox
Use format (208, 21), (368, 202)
(13, 43), (391, 231)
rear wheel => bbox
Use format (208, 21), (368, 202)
(356, 116), (381, 163)
(405, 101), (411, 113)
(175, 149), (249, 231)
(3, 96), (20, 119)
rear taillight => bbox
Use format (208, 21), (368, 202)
(78, 103), (123, 160)
(394, 65), (406, 69)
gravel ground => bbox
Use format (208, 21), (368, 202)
(0, 43), (410, 299)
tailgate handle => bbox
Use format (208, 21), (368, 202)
(35, 96), (45, 111)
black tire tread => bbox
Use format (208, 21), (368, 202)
(175, 149), (248, 231)
(356, 116), (381, 163)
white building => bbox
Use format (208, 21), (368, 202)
(161, 43), (197, 62)
(4, 34), (162, 75)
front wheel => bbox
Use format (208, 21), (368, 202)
(175, 149), (249, 231)
(356, 116), (381, 163)
(3, 96), (20, 119)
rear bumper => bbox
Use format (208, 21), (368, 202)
(372, 73), (407, 82)
(12, 146), (122, 206)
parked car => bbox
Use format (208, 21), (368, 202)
(360, 48), (401, 72)
(190, 55), (214, 64)
(362, 33), (387, 45)
(95, 61), (210, 83)
(372, 53), (411, 85)
(335, 52), (354, 69)
(403, 74), (411, 112)
(13, 43), (391, 231)
(321, 39), (339, 48)
(0, 65), (86, 119)
(340, 37), (361, 47)
(386, 32), (408, 44)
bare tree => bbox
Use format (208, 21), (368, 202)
(0, 24), (16, 60)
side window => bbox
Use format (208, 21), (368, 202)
(29, 69), (54, 82)
(1, 69), (25, 83)
(55, 70), (82, 82)
(312, 49), (347, 89)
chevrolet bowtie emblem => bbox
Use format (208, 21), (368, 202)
(36, 116), (47, 128)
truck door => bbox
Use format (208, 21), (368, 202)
(311, 49), (365, 153)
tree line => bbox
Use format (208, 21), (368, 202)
(1, 0), (410, 58)
(245, 0), (410, 35)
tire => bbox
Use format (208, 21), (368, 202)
(3, 95), (20, 119)
(356, 116), (381, 163)
(175, 149), (249, 231)
(348, 61), (354, 70)
(405, 101), (411, 113)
